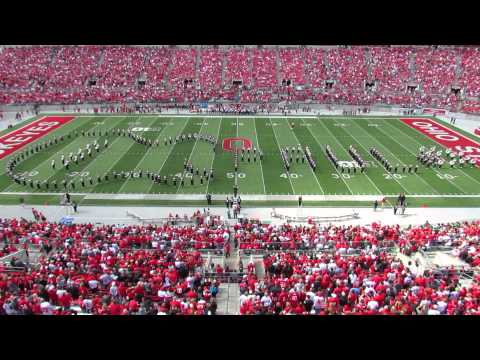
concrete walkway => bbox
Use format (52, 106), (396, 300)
(1, 204), (480, 227)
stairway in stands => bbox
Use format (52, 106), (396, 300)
(454, 51), (463, 82)
(220, 48), (227, 88)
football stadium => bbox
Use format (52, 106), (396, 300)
(0, 45), (480, 315)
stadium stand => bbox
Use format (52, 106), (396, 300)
(1, 211), (479, 315)
(0, 45), (479, 113)
(3, 45), (480, 316)
(239, 251), (480, 315)
(0, 211), (225, 315)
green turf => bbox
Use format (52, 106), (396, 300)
(1, 114), (480, 206)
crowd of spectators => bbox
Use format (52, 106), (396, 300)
(0, 211), (227, 315)
(234, 218), (480, 271)
(279, 48), (305, 85)
(304, 48), (327, 88)
(2, 46), (480, 114)
(234, 220), (399, 252)
(397, 221), (480, 268)
(459, 47), (480, 98)
(369, 47), (413, 93)
(413, 48), (457, 95)
(1, 211), (480, 315)
(239, 251), (480, 315)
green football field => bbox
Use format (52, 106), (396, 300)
(1, 114), (480, 206)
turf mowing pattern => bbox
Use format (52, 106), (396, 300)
(2, 115), (480, 205)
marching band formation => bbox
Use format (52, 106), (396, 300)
(348, 145), (367, 173)
(279, 145), (306, 172)
(417, 145), (476, 168)
(239, 146), (263, 164)
(6, 128), (218, 191)
(370, 147), (418, 174)
(4, 125), (477, 193)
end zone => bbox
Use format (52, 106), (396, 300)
(0, 116), (75, 159)
(400, 117), (480, 166)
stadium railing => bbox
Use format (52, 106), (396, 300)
(204, 272), (245, 283)
(0, 249), (29, 265)
(238, 242), (397, 255)
(126, 210), (199, 225)
(270, 209), (360, 223)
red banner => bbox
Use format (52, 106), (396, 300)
(0, 116), (75, 159)
(401, 118), (480, 166)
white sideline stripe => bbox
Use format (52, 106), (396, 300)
(2, 192), (480, 200)
(72, 115), (319, 119)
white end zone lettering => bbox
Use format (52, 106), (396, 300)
(401, 118), (480, 166)
(0, 116), (75, 160)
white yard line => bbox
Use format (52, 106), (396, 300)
(144, 118), (190, 195)
(346, 119), (440, 195)
(285, 118), (325, 195)
(317, 118), (383, 195)
(205, 117), (223, 195)
(269, 117), (295, 195)
(235, 117), (239, 188)
(173, 118), (207, 193)
(303, 118), (355, 195)
(346, 120), (412, 195)
(81, 115), (149, 191)
(117, 116), (172, 193)
(252, 118), (267, 195)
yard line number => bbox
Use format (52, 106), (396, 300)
(226, 172), (246, 179)
(67, 171), (90, 178)
(17, 171), (39, 178)
(436, 173), (457, 180)
(280, 173), (301, 179)
(383, 173), (407, 180)
(332, 173), (353, 179)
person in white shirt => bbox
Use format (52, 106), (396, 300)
(261, 294), (272, 308)
(427, 305), (441, 315)
(88, 279), (99, 290)
(367, 300), (379, 311)
(437, 300), (447, 314)
(40, 301), (54, 315)
(3, 301), (16, 315)
(99, 273), (113, 286)
(109, 282), (118, 297)
(239, 293), (248, 307)
(82, 298), (93, 313)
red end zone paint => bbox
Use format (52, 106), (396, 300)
(401, 118), (480, 166)
(222, 137), (253, 152)
(0, 116), (75, 159)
